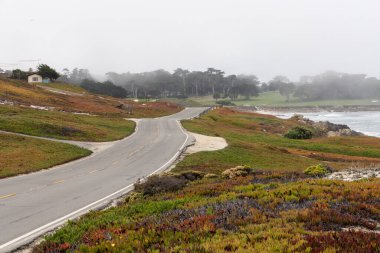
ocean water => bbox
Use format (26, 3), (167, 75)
(268, 111), (380, 137)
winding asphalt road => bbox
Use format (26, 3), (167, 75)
(0, 107), (208, 252)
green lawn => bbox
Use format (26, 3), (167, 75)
(0, 133), (91, 178)
(0, 105), (135, 141)
(191, 91), (380, 107)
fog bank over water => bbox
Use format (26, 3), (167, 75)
(1, 0), (380, 81)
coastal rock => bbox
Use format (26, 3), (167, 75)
(291, 114), (362, 137)
(327, 129), (360, 137)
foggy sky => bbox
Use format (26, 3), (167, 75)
(1, 0), (380, 81)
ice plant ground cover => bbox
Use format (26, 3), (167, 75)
(0, 78), (182, 118)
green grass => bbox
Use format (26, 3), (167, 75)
(0, 105), (135, 141)
(190, 91), (380, 107)
(0, 133), (91, 178)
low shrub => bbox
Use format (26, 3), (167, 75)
(176, 170), (204, 181)
(284, 126), (313, 139)
(304, 164), (331, 177)
(134, 175), (187, 196)
(222, 165), (253, 179)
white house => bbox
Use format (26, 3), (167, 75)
(28, 74), (42, 83)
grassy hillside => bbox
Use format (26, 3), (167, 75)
(33, 108), (380, 252)
(0, 105), (135, 141)
(0, 133), (90, 178)
(176, 108), (380, 173)
(191, 92), (380, 107)
(0, 78), (183, 177)
(0, 78), (182, 118)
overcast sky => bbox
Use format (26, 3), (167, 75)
(1, 0), (379, 81)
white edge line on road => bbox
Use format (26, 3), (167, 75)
(148, 119), (189, 177)
(0, 117), (191, 252)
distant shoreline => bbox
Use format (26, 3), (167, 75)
(247, 107), (380, 138)
(233, 105), (380, 113)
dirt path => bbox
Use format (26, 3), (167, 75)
(168, 132), (227, 171)
(37, 85), (84, 96)
(185, 132), (228, 154)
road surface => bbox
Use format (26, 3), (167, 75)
(0, 107), (208, 252)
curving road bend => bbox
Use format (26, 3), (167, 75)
(0, 107), (208, 252)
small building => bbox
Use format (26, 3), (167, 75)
(28, 74), (42, 83)
(42, 78), (51, 84)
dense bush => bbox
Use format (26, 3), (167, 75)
(134, 175), (187, 195)
(80, 79), (127, 98)
(11, 69), (28, 80)
(284, 126), (313, 139)
(304, 164), (331, 177)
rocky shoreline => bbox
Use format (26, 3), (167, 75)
(234, 104), (380, 113)
(233, 107), (364, 137)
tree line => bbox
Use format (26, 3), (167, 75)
(105, 68), (260, 100)
(292, 71), (380, 101)
(7, 65), (380, 101)
(258, 71), (380, 102)
(61, 67), (296, 101)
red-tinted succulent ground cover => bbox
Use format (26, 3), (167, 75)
(33, 108), (380, 252)
(0, 78), (182, 118)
